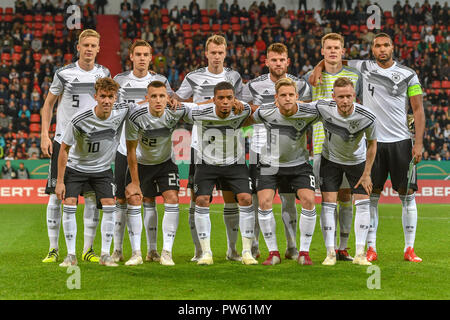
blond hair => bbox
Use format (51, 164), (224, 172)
(321, 32), (344, 48)
(94, 77), (120, 93)
(205, 34), (227, 51)
(129, 39), (152, 55)
(275, 77), (298, 93)
(78, 29), (100, 43)
(333, 77), (354, 89)
(267, 43), (288, 55)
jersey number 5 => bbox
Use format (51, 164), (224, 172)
(72, 95), (79, 108)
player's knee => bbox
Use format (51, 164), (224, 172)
(337, 189), (352, 202)
(128, 195), (142, 206)
(300, 194), (315, 210)
(163, 192), (179, 204)
(100, 198), (115, 207)
(236, 193), (252, 206)
(64, 197), (77, 206)
(116, 197), (127, 205)
(195, 195), (210, 207)
(258, 196), (273, 210)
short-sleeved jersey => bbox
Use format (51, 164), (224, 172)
(347, 60), (421, 143)
(241, 73), (311, 154)
(114, 71), (174, 156)
(62, 102), (128, 173)
(184, 102), (251, 166)
(126, 103), (189, 165)
(303, 66), (363, 155)
(252, 103), (319, 167)
(176, 67), (244, 151)
(317, 100), (377, 165)
(49, 61), (111, 144)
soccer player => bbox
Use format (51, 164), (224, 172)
(316, 77), (376, 266)
(112, 40), (174, 265)
(124, 81), (187, 266)
(174, 35), (244, 262)
(40, 29), (111, 263)
(184, 81), (258, 266)
(309, 33), (425, 262)
(250, 77), (319, 266)
(241, 43), (311, 261)
(303, 33), (363, 261)
(55, 78), (128, 267)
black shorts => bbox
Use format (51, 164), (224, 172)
(255, 162), (316, 193)
(249, 154), (294, 194)
(319, 156), (367, 195)
(194, 163), (252, 196)
(64, 167), (115, 201)
(126, 159), (180, 198)
(45, 140), (95, 196)
(188, 147), (233, 192)
(114, 151), (128, 199)
(372, 139), (418, 192)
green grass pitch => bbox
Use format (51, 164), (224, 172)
(0, 203), (449, 300)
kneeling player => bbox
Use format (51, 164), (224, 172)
(55, 78), (128, 267)
(317, 77), (377, 266)
(186, 81), (258, 266)
(124, 81), (188, 266)
(251, 77), (319, 266)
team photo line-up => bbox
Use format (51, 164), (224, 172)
(40, 28), (424, 268)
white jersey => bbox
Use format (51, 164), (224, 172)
(348, 60), (421, 143)
(241, 73), (311, 154)
(184, 102), (252, 166)
(126, 103), (189, 165)
(252, 102), (318, 167)
(176, 67), (243, 150)
(317, 100), (377, 165)
(114, 71), (173, 156)
(49, 61), (111, 144)
(62, 102), (129, 173)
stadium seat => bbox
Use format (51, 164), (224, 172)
(386, 18), (395, 25)
(221, 24), (230, 32)
(184, 38), (193, 46)
(412, 33), (421, 40)
(34, 15), (43, 22)
(4, 15), (12, 23)
(230, 17), (239, 24)
(54, 15), (64, 23)
(55, 30), (63, 39)
(260, 16), (268, 24)
(212, 24), (221, 32)
(14, 45), (22, 54)
(183, 31), (192, 39)
(5, 7), (13, 14)
(34, 30), (43, 38)
(24, 15), (33, 23)
(30, 114), (40, 123)
(30, 123), (41, 133)
(162, 23), (168, 30)
(201, 16), (209, 24)
(209, 9), (217, 17)
(384, 11), (392, 18)
(442, 81), (450, 89)
(431, 81), (441, 89)
(0, 8), (3, 14)
(360, 25), (368, 32)
(12, 53), (21, 61)
(33, 53), (42, 61)
(51, 123), (56, 132)
(34, 23), (43, 30)
(1, 53), (11, 62)
(269, 17), (277, 25)
(162, 15), (170, 23)
(350, 25), (359, 32)
(182, 24), (191, 31)
(192, 23), (200, 30)
(200, 9), (208, 16)
(410, 25), (417, 32)
(201, 24), (210, 32)
(55, 22), (64, 31)
(44, 15), (53, 23)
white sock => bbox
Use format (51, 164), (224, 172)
(127, 205), (142, 254)
(47, 194), (62, 251)
(143, 202), (158, 252)
(400, 193), (418, 252)
(100, 205), (115, 256)
(354, 199), (370, 255)
(338, 201), (353, 250)
(258, 208), (278, 252)
(367, 194), (380, 251)
(113, 203), (127, 252)
(320, 202), (336, 252)
(238, 204), (255, 251)
(162, 203), (179, 253)
(189, 200), (202, 253)
(279, 193), (298, 250)
(223, 203), (239, 252)
(62, 205), (77, 255)
(299, 207), (316, 252)
(83, 193), (100, 253)
(252, 194), (260, 248)
(195, 205), (211, 253)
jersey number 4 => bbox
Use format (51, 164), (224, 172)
(368, 84), (375, 96)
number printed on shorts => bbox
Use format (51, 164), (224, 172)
(168, 173), (179, 187)
(309, 175), (316, 188)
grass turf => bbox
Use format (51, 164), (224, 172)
(0, 203), (448, 300)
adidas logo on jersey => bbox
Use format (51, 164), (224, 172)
(263, 90), (270, 94)
(126, 83), (132, 87)
(73, 77), (80, 82)
(203, 80), (210, 84)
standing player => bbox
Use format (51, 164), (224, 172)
(40, 29), (111, 263)
(124, 81), (187, 266)
(174, 35), (244, 262)
(303, 33), (363, 261)
(111, 40), (174, 264)
(184, 81), (258, 265)
(55, 78), (128, 267)
(317, 77), (376, 266)
(309, 33), (425, 262)
(250, 78), (319, 266)
(242, 43), (311, 261)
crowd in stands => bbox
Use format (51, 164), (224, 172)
(0, 0), (448, 165)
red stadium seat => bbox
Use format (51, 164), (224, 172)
(34, 30), (43, 38)
(221, 24), (230, 32)
(30, 123), (41, 133)
(212, 24), (221, 32)
(162, 15), (169, 23)
(162, 23), (169, 30)
(55, 23), (64, 31)
(350, 25), (359, 32)
(54, 15), (64, 23)
(269, 17), (277, 25)
(34, 23), (43, 30)
(161, 8), (168, 16)
(183, 31), (192, 38)
(4, 15), (12, 23)
(201, 16), (209, 24)
(24, 15), (33, 22)
(231, 24), (241, 32)
(410, 25), (417, 33)
(182, 24), (191, 31)
(64, 53), (73, 62)
(44, 15), (53, 23)
(384, 11), (392, 18)
(260, 16), (268, 24)
(431, 81), (441, 89)
(33, 53), (42, 61)
(14, 45), (22, 53)
(200, 9), (208, 16)
(184, 38), (193, 46)
(192, 23), (200, 30)
(51, 123), (56, 132)
(209, 9), (217, 17)
(201, 24), (210, 32)
(386, 18), (395, 25)
(230, 17), (239, 24)
(34, 15), (43, 22)
(0, 8), (3, 14)
(12, 53), (21, 61)
(30, 114), (41, 123)
(412, 33), (421, 40)
(442, 81), (450, 89)
(5, 7), (13, 14)
(1, 53), (11, 61)
(55, 30), (63, 39)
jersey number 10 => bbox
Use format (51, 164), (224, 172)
(87, 142), (100, 153)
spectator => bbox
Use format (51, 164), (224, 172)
(219, 0), (230, 22)
(230, 0), (240, 17)
(119, 4), (132, 25)
(189, 0), (201, 23)
(17, 162), (30, 179)
(169, 5), (180, 22)
(1, 160), (17, 179)
(95, 0), (107, 14)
